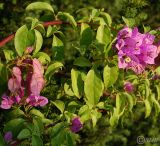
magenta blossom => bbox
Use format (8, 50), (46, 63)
(26, 95), (48, 107)
(0, 58), (48, 109)
(4, 131), (12, 143)
(124, 82), (134, 93)
(70, 117), (83, 133)
(26, 59), (48, 107)
(116, 26), (158, 74)
(30, 74), (45, 96)
(0, 95), (14, 109)
(30, 59), (45, 95)
(8, 67), (22, 93)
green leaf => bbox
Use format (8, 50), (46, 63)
(100, 12), (112, 26)
(14, 25), (28, 56)
(45, 62), (63, 80)
(64, 82), (74, 96)
(29, 109), (45, 119)
(33, 52), (51, 65)
(144, 99), (152, 118)
(7, 109), (25, 120)
(51, 123), (65, 138)
(32, 135), (43, 146)
(80, 23), (93, 46)
(71, 69), (83, 98)
(122, 16), (136, 27)
(122, 92), (135, 111)
(17, 129), (31, 140)
(32, 123), (41, 137)
(51, 130), (66, 146)
(46, 25), (53, 37)
(52, 100), (65, 113)
(33, 118), (44, 135)
(143, 25), (151, 33)
(0, 63), (8, 95)
(26, 29), (35, 47)
(26, 2), (54, 13)
(151, 94), (160, 116)
(30, 18), (39, 29)
(156, 85), (160, 100)
(96, 24), (111, 45)
(91, 9), (100, 19)
(0, 132), (6, 146)
(3, 49), (16, 62)
(73, 57), (92, 67)
(155, 66), (160, 75)
(58, 12), (77, 28)
(52, 35), (64, 61)
(84, 69), (104, 105)
(66, 132), (74, 146)
(35, 24), (45, 35)
(115, 93), (127, 117)
(103, 65), (111, 90)
(33, 29), (43, 55)
(116, 93), (121, 113)
(110, 108), (119, 127)
(4, 118), (26, 137)
(78, 105), (91, 122)
(91, 109), (102, 127)
(108, 66), (119, 87)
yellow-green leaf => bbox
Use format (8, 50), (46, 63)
(26, 2), (54, 13)
(84, 69), (104, 105)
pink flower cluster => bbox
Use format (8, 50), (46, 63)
(116, 27), (158, 74)
(0, 58), (48, 109)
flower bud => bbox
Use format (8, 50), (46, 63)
(26, 47), (33, 54)
(124, 82), (134, 93)
(4, 131), (12, 143)
(70, 117), (83, 133)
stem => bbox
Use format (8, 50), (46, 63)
(0, 33), (15, 47)
(0, 20), (72, 48)
(43, 20), (64, 27)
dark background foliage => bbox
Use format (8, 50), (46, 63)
(0, 0), (160, 40)
(0, 0), (160, 146)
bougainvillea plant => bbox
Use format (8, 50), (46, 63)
(0, 2), (160, 146)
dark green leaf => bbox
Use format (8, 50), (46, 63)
(66, 132), (74, 146)
(52, 100), (65, 113)
(52, 35), (64, 61)
(17, 129), (31, 140)
(32, 135), (43, 146)
(45, 62), (63, 80)
(0, 132), (6, 146)
(73, 57), (92, 67)
(4, 118), (26, 137)
(80, 23), (93, 46)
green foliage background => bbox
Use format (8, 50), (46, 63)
(0, 0), (160, 146)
